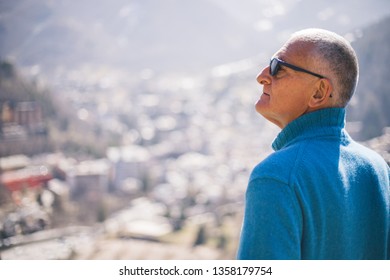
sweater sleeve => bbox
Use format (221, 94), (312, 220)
(237, 177), (302, 260)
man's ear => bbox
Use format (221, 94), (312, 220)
(308, 79), (333, 108)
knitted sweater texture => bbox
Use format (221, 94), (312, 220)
(237, 108), (390, 259)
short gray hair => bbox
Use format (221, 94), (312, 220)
(289, 29), (359, 107)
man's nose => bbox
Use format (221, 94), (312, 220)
(256, 66), (271, 85)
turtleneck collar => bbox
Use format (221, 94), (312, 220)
(272, 107), (347, 151)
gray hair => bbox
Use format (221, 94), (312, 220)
(289, 29), (359, 107)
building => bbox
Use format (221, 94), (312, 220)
(0, 101), (48, 157)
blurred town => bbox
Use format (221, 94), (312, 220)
(0, 60), (281, 259)
(1, 0), (390, 260)
(1, 57), (389, 260)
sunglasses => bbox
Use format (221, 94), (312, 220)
(270, 57), (325, 79)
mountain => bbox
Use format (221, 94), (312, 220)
(0, 0), (389, 76)
(0, 0), (260, 74)
(347, 16), (390, 140)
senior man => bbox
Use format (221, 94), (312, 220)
(237, 28), (390, 259)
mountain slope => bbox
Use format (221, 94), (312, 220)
(0, 0), (260, 73)
(348, 16), (390, 140)
(0, 0), (389, 75)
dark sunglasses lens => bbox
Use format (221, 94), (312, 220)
(270, 59), (279, 76)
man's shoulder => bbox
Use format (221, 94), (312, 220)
(344, 140), (389, 175)
(250, 144), (302, 184)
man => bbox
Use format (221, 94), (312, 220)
(237, 28), (390, 259)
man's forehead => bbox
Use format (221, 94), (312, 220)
(274, 40), (316, 62)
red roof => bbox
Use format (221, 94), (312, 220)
(0, 166), (52, 191)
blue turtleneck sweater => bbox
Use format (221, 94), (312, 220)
(237, 108), (390, 259)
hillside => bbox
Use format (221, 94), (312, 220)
(0, 0), (259, 74)
(0, 0), (389, 75)
(0, 60), (115, 157)
(348, 16), (390, 140)
(0, 61), (54, 113)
